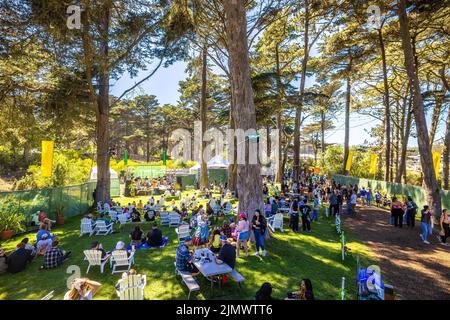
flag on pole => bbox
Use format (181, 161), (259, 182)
(345, 151), (354, 171)
(41, 141), (54, 177)
(369, 154), (378, 175)
(432, 152), (441, 178)
(162, 147), (167, 166)
(124, 148), (128, 166)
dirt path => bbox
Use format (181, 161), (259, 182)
(342, 204), (450, 300)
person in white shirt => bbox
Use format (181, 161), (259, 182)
(350, 191), (357, 214)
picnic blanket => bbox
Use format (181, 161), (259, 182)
(126, 237), (168, 251)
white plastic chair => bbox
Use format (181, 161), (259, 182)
(175, 224), (191, 242)
(110, 250), (135, 274)
(109, 210), (118, 222)
(80, 218), (96, 237)
(83, 250), (110, 273)
(160, 212), (169, 226)
(169, 212), (181, 227)
(268, 213), (284, 232)
(116, 274), (147, 300)
(95, 220), (113, 236)
(118, 214), (131, 226)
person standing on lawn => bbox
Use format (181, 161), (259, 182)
(438, 209), (450, 246)
(391, 197), (405, 228)
(289, 198), (300, 232)
(251, 209), (267, 257)
(300, 199), (312, 232)
(405, 196), (418, 229)
(236, 213), (250, 257)
(420, 205), (433, 244)
(312, 195), (319, 221)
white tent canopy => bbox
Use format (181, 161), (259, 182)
(89, 167), (119, 181)
(188, 155), (229, 172)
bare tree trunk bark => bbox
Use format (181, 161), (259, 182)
(429, 85), (445, 148)
(293, 0), (309, 182)
(224, 0), (263, 221)
(398, 0), (441, 217)
(378, 27), (391, 182)
(95, 1), (112, 202)
(275, 44), (284, 183)
(342, 55), (352, 175)
(320, 110), (325, 154)
(200, 44), (209, 189)
(396, 91), (413, 183)
(443, 107), (450, 190)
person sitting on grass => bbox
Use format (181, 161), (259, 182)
(38, 210), (53, 231)
(131, 208), (141, 222)
(36, 233), (52, 256)
(286, 279), (315, 300)
(6, 242), (33, 274)
(130, 226), (144, 246)
(64, 278), (102, 300)
(175, 236), (199, 276)
(41, 240), (71, 269)
(91, 241), (108, 258)
(17, 238), (36, 258)
(36, 224), (56, 242)
(215, 235), (236, 269)
(255, 282), (275, 300)
(146, 223), (163, 247)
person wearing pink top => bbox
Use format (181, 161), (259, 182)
(236, 213), (250, 257)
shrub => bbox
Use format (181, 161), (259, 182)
(0, 196), (26, 232)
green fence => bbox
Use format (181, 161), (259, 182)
(332, 174), (450, 211)
(128, 165), (166, 179)
(0, 182), (97, 220)
(208, 169), (228, 184)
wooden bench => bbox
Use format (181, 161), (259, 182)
(229, 269), (245, 289)
(174, 262), (200, 299)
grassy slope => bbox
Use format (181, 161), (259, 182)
(0, 193), (376, 300)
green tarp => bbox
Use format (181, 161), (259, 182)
(332, 174), (450, 211)
(128, 165), (166, 179)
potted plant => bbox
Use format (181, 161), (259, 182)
(52, 205), (65, 225)
(0, 197), (26, 240)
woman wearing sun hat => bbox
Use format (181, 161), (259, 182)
(236, 213), (250, 257)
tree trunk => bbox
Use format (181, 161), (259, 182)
(95, 1), (112, 203)
(320, 110), (325, 154)
(377, 27), (391, 182)
(293, 0), (309, 182)
(200, 44), (209, 189)
(398, 0), (441, 217)
(429, 84), (445, 148)
(224, 0), (263, 222)
(275, 44), (283, 183)
(396, 90), (413, 183)
(443, 107), (450, 190)
(342, 55), (352, 175)
(227, 79), (237, 193)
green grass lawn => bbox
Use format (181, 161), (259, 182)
(0, 193), (376, 300)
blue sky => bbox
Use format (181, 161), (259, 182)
(111, 62), (447, 148)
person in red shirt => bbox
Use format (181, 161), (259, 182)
(38, 210), (53, 231)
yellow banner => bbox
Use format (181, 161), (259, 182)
(369, 154), (378, 175)
(41, 141), (54, 177)
(345, 151), (354, 171)
(432, 152), (441, 178)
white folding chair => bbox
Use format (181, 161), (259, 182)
(116, 274), (147, 300)
(268, 213), (284, 232)
(83, 250), (110, 273)
(95, 220), (113, 236)
(175, 224), (191, 242)
(169, 213), (181, 227)
(80, 218), (96, 237)
(109, 210), (118, 222)
(160, 212), (169, 226)
(118, 214), (131, 226)
(110, 250), (135, 274)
